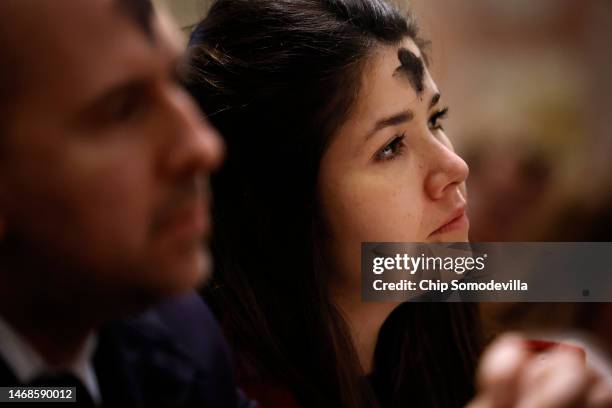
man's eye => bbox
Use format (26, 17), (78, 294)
(429, 106), (449, 131)
(106, 93), (142, 122)
(375, 134), (406, 162)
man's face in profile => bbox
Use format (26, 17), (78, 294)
(0, 0), (223, 305)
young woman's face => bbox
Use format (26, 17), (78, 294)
(318, 38), (469, 290)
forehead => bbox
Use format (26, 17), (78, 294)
(4, 0), (179, 109)
(349, 38), (434, 126)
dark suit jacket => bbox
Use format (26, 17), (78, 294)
(0, 293), (255, 407)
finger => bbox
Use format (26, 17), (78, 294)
(476, 333), (530, 406)
(518, 348), (590, 392)
(478, 334), (530, 389)
(515, 351), (594, 408)
(585, 375), (612, 408)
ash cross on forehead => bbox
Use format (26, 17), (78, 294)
(395, 48), (425, 95)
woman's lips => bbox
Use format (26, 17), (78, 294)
(430, 208), (470, 236)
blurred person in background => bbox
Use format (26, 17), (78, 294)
(186, 0), (612, 406)
(0, 0), (253, 406)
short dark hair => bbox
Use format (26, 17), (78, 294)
(187, 1), (481, 406)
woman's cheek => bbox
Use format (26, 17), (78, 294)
(332, 173), (424, 243)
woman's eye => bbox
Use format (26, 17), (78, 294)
(429, 106), (449, 131)
(375, 134), (406, 162)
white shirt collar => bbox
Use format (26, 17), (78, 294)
(0, 315), (101, 404)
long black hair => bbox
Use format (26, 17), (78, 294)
(186, 1), (482, 406)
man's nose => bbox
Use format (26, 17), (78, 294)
(158, 86), (224, 180)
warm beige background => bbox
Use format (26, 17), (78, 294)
(152, 0), (212, 33)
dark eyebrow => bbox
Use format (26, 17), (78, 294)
(430, 92), (441, 109)
(72, 78), (148, 126)
(364, 92), (441, 141)
(365, 109), (415, 140)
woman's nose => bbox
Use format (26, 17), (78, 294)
(424, 138), (469, 201)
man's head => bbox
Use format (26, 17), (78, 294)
(0, 0), (223, 313)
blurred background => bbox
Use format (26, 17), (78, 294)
(405, 0), (612, 357)
(155, 0), (612, 356)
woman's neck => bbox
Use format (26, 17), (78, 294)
(332, 289), (399, 374)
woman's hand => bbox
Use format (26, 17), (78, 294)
(467, 334), (612, 408)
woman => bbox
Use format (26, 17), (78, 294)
(186, 1), (611, 407)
